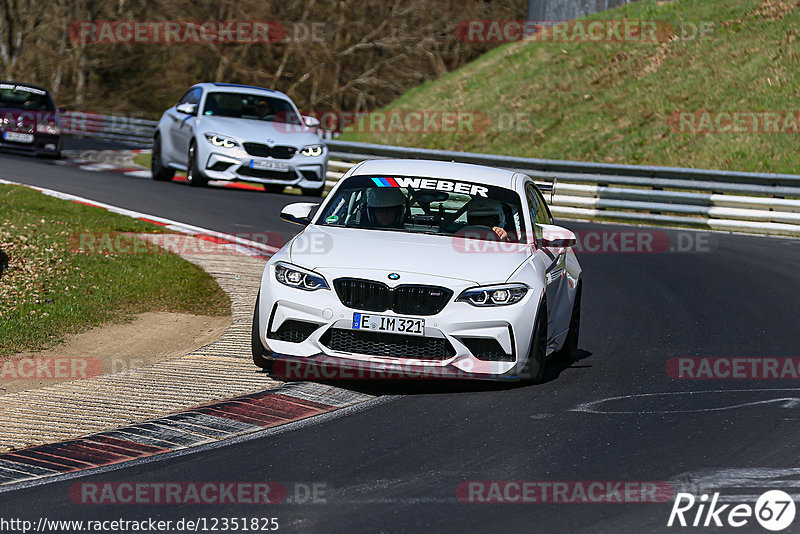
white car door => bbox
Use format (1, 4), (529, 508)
(166, 87), (201, 164)
(526, 183), (569, 346)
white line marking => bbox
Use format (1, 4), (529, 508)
(571, 389), (800, 414)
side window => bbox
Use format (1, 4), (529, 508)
(525, 184), (544, 244)
(534, 188), (554, 225)
(177, 88), (201, 106)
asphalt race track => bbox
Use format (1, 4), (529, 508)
(2, 141), (800, 532)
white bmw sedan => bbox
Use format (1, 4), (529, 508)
(252, 159), (582, 381)
(152, 82), (328, 195)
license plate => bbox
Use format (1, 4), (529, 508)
(2, 131), (34, 143)
(250, 159), (289, 171)
(352, 312), (425, 336)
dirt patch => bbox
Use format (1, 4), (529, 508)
(0, 312), (231, 395)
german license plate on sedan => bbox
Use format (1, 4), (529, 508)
(2, 131), (34, 143)
(250, 159), (289, 171)
(352, 312), (424, 336)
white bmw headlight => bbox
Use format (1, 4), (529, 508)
(204, 133), (239, 149)
(300, 145), (324, 157)
(456, 284), (528, 307)
(274, 262), (329, 291)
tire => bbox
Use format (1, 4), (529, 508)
(554, 283), (581, 362)
(302, 186), (324, 197)
(517, 305), (548, 383)
(251, 293), (274, 371)
(186, 142), (208, 187)
(151, 135), (175, 182)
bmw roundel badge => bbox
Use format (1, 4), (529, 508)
(388, 273), (400, 280)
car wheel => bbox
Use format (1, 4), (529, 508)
(151, 135), (175, 181)
(186, 142), (208, 187)
(263, 184), (285, 194)
(301, 186), (324, 197)
(251, 293), (274, 371)
(554, 283), (581, 362)
(518, 304), (547, 383)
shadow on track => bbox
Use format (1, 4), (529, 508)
(267, 348), (594, 396)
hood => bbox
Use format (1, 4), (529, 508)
(195, 115), (320, 147)
(288, 226), (531, 286)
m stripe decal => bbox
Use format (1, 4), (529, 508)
(371, 177), (399, 187)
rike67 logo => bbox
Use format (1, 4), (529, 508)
(668, 490), (796, 531)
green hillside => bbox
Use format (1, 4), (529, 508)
(340, 0), (800, 173)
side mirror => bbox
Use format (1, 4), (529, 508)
(303, 115), (321, 128)
(280, 202), (319, 226)
(176, 103), (197, 115)
(538, 224), (577, 249)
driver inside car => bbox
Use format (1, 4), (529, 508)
(255, 99), (273, 120)
(365, 188), (407, 229)
(466, 198), (512, 241)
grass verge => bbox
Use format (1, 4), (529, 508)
(0, 184), (231, 356)
(340, 0), (800, 174)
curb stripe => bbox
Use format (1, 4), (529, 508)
(82, 436), (168, 455)
(59, 151), (270, 192)
(0, 384), (373, 487)
(0, 178), (377, 488)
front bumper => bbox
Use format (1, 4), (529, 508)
(257, 266), (541, 380)
(198, 143), (328, 189)
(0, 132), (61, 155)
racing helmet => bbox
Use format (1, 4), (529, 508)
(366, 187), (407, 227)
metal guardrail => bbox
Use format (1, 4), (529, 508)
(60, 112), (157, 147)
(324, 140), (800, 237)
(63, 113), (800, 237)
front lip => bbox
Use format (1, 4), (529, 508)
(267, 353), (520, 381)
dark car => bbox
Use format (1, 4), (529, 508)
(0, 81), (62, 158)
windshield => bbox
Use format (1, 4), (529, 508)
(0, 83), (54, 111)
(318, 175), (527, 242)
(202, 92), (301, 124)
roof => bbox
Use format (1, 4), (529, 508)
(349, 159), (519, 189)
(191, 82), (288, 99)
(0, 81), (52, 94)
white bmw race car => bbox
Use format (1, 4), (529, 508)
(252, 159), (582, 381)
(152, 82), (328, 195)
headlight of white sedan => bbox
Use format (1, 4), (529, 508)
(204, 133), (239, 149)
(300, 145), (324, 157)
(456, 284), (528, 307)
(274, 262), (329, 291)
